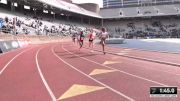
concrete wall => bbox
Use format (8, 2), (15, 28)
(77, 3), (100, 14)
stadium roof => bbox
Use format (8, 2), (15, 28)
(37, 0), (102, 18)
(8, 0), (101, 18)
(6, 0), (180, 19)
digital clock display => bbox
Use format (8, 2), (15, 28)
(150, 87), (177, 97)
(159, 88), (175, 94)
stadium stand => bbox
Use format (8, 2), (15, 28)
(100, 4), (180, 18)
(38, 0), (101, 18)
(156, 5), (177, 14)
(0, 0), (100, 53)
(103, 17), (180, 38)
(1, 0), (180, 42)
(0, 8), (93, 36)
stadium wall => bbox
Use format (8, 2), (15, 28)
(77, 3), (100, 14)
(0, 40), (29, 54)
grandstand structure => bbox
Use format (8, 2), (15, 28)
(100, 0), (180, 38)
(101, 0), (180, 18)
(0, 0), (180, 39)
(0, 0), (180, 26)
(0, 0), (102, 26)
(103, 0), (180, 8)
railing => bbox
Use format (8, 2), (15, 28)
(0, 28), (14, 41)
(0, 27), (68, 45)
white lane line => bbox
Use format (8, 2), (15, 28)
(0, 48), (32, 75)
(85, 45), (180, 76)
(52, 46), (135, 101)
(131, 62), (180, 76)
(35, 48), (57, 101)
(62, 45), (180, 91)
(86, 44), (180, 67)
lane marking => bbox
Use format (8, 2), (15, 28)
(85, 44), (180, 68)
(127, 61), (180, 76)
(101, 47), (180, 76)
(58, 84), (106, 100)
(103, 61), (121, 65)
(0, 47), (32, 75)
(124, 49), (132, 51)
(62, 45), (180, 91)
(85, 44), (180, 75)
(36, 48), (57, 101)
(89, 69), (117, 76)
(52, 46), (135, 101)
(120, 50), (130, 53)
(102, 43), (180, 54)
(117, 53), (128, 55)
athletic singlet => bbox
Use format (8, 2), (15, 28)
(101, 32), (108, 38)
(79, 34), (84, 41)
(89, 33), (93, 40)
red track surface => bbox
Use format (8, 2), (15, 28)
(0, 42), (179, 101)
(91, 44), (180, 65)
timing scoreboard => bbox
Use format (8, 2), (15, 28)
(150, 87), (177, 97)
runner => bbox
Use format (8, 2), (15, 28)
(71, 32), (76, 44)
(76, 31), (80, 45)
(78, 31), (85, 51)
(88, 29), (95, 52)
(99, 28), (108, 54)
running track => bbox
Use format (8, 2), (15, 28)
(0, 42), (179, 101)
